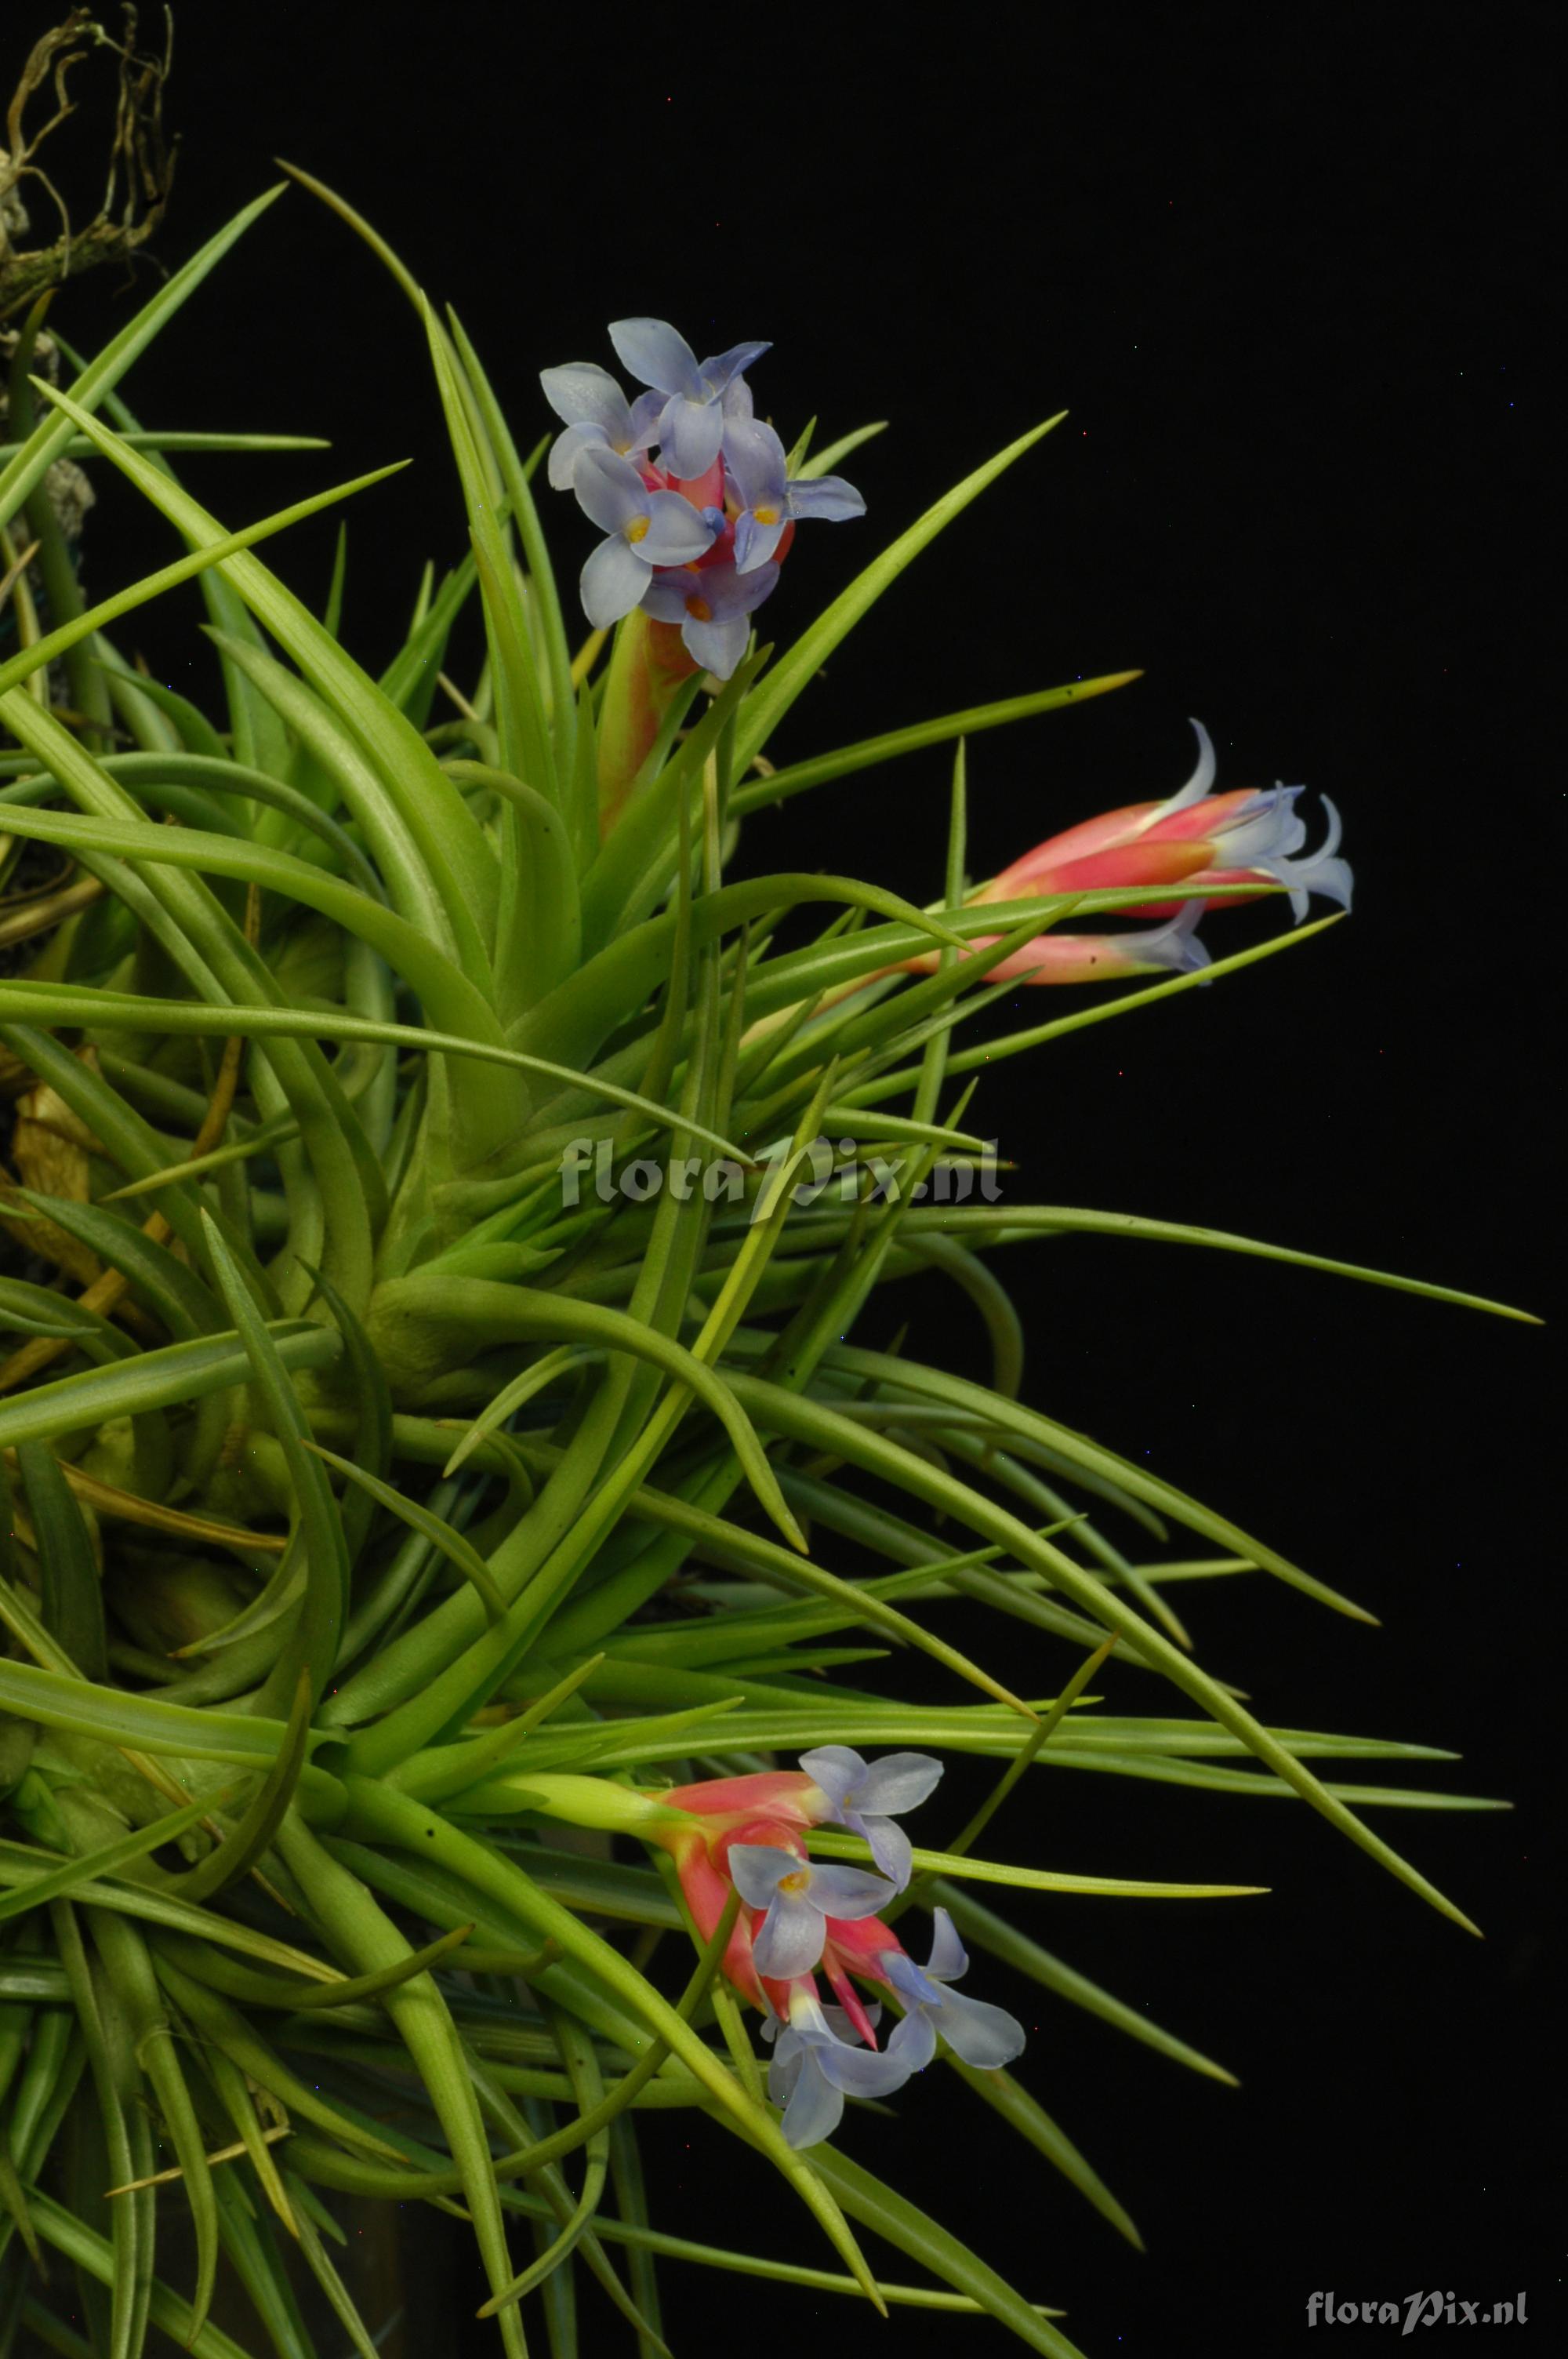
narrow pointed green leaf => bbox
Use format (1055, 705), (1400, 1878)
(731, 416), (1067, 773)
(0, 980), (749, 1163)
(0, 1794), (222, 1928)
(89, 1907), (223, 2343)
(732, 671), (1142, 812)
(0, 450), (408, 703)
(448, 308), (576, 781)
(16, 1447), (107, 1681)
(954, 2060), (1143, 2245)
(200, 1215), (350, 1710)
(168, 1668), (313, 1903)
(303, 1443), (506, 1624)
(31, 377), (502, 982)
(808, 2144), (1085, 2358)
(0, 187), (287, 533)
(48, 1903), (142, 2359)
(726, 1368), (1483, 1932)
(27, 2190), (261, 2359)
(274, 1814), (532, 2358)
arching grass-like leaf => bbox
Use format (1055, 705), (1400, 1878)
(0, 187), (287, 533)
(31, 376), (501, 983)
(199, 1215), (350, 1710)
(16, 1445), (107, 1680)
(730, 415), (1068, 776)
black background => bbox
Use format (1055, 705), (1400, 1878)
(16, 3), (1560, 2353)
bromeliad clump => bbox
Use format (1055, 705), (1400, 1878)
(0, 151), (1523, 2359)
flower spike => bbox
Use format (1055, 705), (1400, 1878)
(541, 318), (869, 808)
(979, 718), (1353, 925)
(894, 720), (1351, 987)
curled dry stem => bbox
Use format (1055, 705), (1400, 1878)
(0, 5), (174, 320)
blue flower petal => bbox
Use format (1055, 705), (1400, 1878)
(701, 340), (771, 395)
(1151, 718), (1219, 818)
(779, 2052), (844, 2149)
(638, 493), (715, 565)
(819, 2040), (910, 2099)
(787, 474), (867, 522)
(698, 560), (779, 622)
(806, 1863), (892, 1918)
(638, 572), (691, 624)
(539, 362), (633, 438)
(735, 511), (786, 573)
(931, 1987), (1026, 2070)
(850, 1753), (943, 1816)
(681, 612), (751, 678)
(800, 1746), (866, 1809)
(547, 421), (608, 492)
(659, 393), (726, 481)
(884, 1951), (947, 2010)
(726, 1844), (800, 1908)
(855, 1812), (913, 1890)
(580, 536), (651, 630)
(1132, 904), (1211, 973)
(767, 2034), (804, 2106)
(724, 418), (789, 514)
(572, 445), (648, 536)
(608, 318), (704, 398)
(753, 1889), (826, 1979)
(887, 2005), (939, 2074)
(925, 1908), (969, 1983)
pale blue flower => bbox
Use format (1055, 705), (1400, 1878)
(728, 1843), (892, 1980)
(725, 417), (866, 573)
(1217, 787), (1352, 920)
(640, 556), (777, 681)
(571, 445), (715, 629)
(800, 1745), (942, 1889)
(764, 1990), (910, 2148)
(885, 1909), (1026, 2072)
(539, 362), (666, 491)
(1152, 721), (1353, 921)
(608, 318), (770, 478)
(1124, 900), (1212, 973)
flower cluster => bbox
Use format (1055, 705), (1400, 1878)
(898, 718), (1353, 984)
(540, 320), (865, 679)
(648, 1747), (1025, 2148)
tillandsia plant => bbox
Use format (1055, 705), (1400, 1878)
(0, 147), (1534, 2359)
